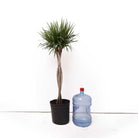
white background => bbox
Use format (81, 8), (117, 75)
(0, 0), (138, 138)
(0, 0), (138, 112)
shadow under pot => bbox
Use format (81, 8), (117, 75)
(50, 99), (70, 125)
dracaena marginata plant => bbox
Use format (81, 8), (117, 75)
(39, 19), (77, 104)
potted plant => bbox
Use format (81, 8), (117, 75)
(39, 19), (77, 125)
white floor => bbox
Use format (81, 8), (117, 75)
(0, 113), (138, 138)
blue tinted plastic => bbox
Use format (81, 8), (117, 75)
(73, 90), (92, 127)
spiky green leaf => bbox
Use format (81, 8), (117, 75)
(39, 19), (78, 54)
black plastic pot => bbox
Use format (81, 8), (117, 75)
(50, 99), (70, 125)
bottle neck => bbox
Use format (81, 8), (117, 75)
(80, 91), (84, 94)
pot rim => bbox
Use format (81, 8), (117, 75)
(50, 99), (70, 105)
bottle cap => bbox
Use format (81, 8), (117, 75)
(80, 88), (84, 92)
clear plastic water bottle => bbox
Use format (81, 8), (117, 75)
(73, 88), (92, 127)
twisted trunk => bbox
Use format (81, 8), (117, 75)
(56, 47), (63, 104)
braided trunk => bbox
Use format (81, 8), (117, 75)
(56, 47), (63, 104)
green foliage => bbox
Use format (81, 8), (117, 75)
(39, 19), (77, 54)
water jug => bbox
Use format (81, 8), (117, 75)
(73, 88), (92, 127)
